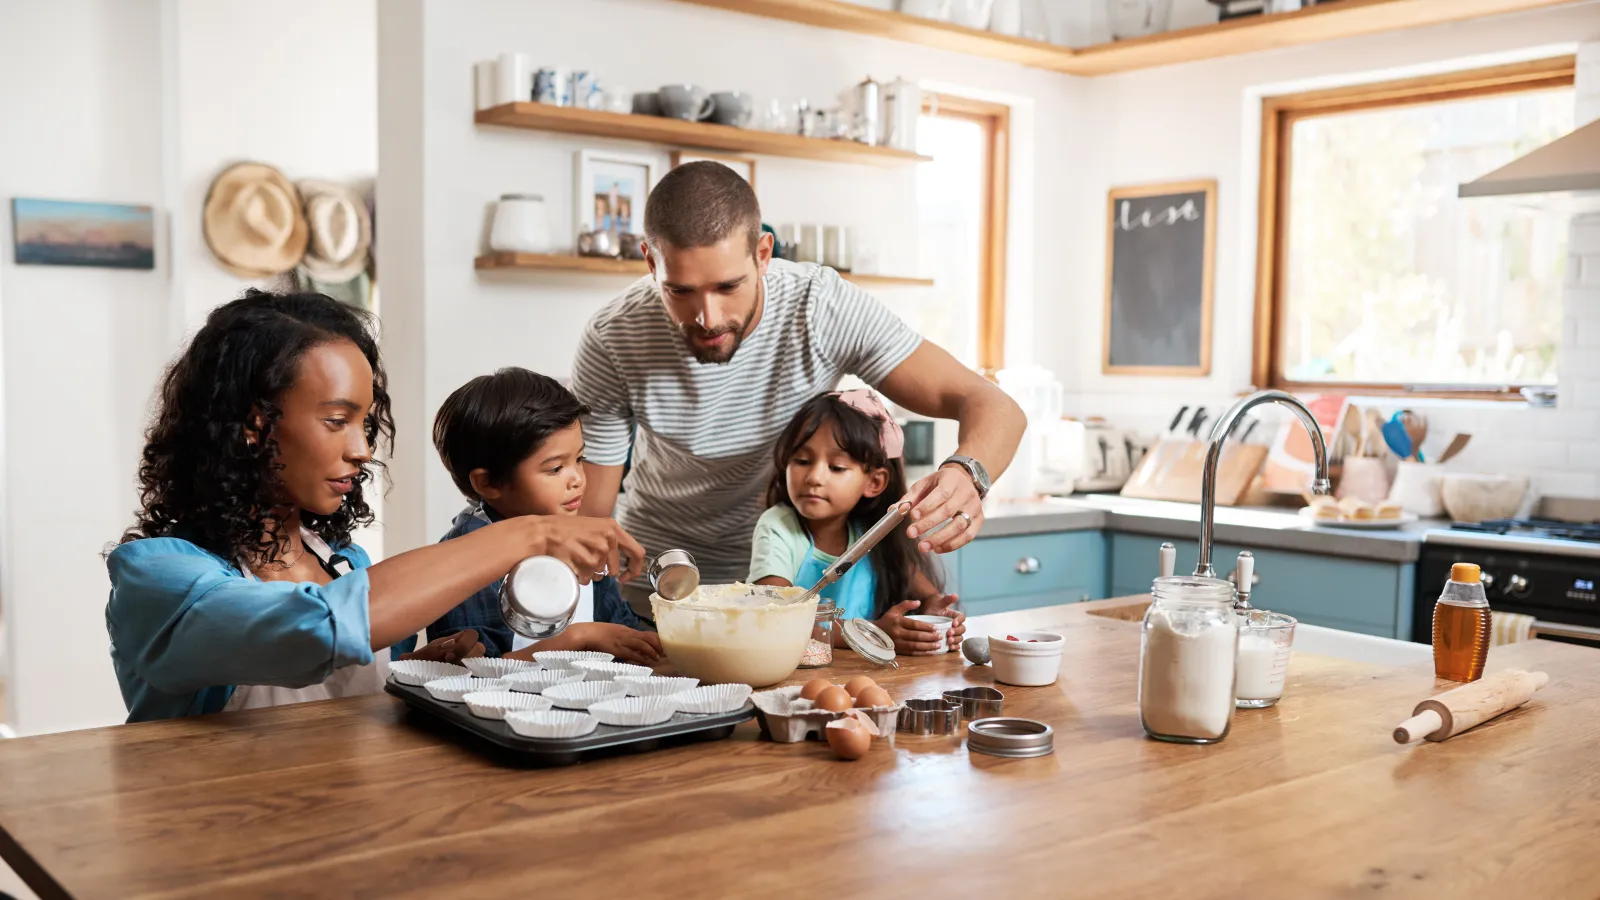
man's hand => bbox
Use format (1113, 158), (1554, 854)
(525, 516), (647, 585)
(901, 465), (984, 554)
(398, 629), (486, 663)
(875, 599), (944, 656)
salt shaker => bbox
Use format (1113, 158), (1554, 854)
(1138, 575), (1239, 743)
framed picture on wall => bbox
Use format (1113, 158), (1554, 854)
(575, 150), (656, 235)
(669, 151), (757, 192)
(11, 198), (155, 270)
(1102, 180), (1217, 377)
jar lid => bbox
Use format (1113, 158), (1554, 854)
(967, 717), (1054, 758)
(840, 618), (898, 667)
(499, 193), (544, 201)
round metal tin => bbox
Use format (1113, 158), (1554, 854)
(967, 717), (1054, 758)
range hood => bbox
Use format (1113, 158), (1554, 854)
(1459, 118), (1600, 198)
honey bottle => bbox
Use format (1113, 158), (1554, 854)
(1432, 562), (1492, 683)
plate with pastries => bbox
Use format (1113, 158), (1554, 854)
(1299, 496), (1418, 529)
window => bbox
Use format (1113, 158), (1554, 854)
(895, 96), (1008, 374)
(1254, 58), (1576, 397)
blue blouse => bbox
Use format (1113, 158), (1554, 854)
(104, 536), (375, 722)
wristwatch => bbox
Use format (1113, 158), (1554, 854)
(941, 454), (991, 499)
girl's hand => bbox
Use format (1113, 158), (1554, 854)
(876, 599), (943, 656)
(398, 629), (486, 663)
(923, 595), (967, 651)
(568, 622), (665, 665)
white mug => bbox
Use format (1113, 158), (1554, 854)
(489, 194), (552, 254)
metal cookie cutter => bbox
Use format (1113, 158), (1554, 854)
(897, 698), (962, 736)
(942, 687), (1004, 719)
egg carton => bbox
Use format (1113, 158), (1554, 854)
(751, 685), (903, 747)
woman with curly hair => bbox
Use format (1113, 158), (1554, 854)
(107, 290), (645, 722)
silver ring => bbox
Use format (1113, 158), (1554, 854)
(956, 512), (973, 529)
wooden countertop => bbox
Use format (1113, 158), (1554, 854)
(3, 597), (1599, 899)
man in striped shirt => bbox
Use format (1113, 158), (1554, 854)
(574, 161), (1026, 610)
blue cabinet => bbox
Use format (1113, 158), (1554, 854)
(1107, 532), (1414, 639)
(951, 531), (1108, 616)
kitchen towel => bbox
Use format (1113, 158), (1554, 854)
(1491, 611), (1535, 646)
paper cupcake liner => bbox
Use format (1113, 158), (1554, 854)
(614, 675), (700, 697)
(461, 657), (539, 680)
(388, 660), (469, 686)
(532, 650), (615, 671)
(462, 690), (554, 720)
(422, 676), (507, 702)
(501, 668), (587, 694)
(541, 681), (628, 710)
(505, 709), (600, 739)
(573, 660), (654, 682)
(589, 696), (678, 727)
(673, 683), (754, 715)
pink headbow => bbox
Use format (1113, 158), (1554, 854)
(833, 389), (904, 459)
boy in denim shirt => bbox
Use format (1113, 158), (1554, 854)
(405, 367), (660, 662)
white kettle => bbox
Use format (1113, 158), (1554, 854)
(881, 78), (922, 151)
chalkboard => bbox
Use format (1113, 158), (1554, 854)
(1102, 180), (1216, 376)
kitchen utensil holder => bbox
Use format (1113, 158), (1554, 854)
(942, 687), (1004, 719)
(898, 698), (962, 736)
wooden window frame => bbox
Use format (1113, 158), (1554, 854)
(924, 95), (1011, 376)
(1252, 56), (1576, 400)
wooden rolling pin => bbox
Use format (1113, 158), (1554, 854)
(1393, 669), (1549, 744)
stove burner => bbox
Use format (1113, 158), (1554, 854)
(1448, 518), (1600, 544)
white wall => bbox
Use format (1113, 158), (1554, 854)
(0, 0), (172, 733)
(1053, 2), (1600, 500)
(376, 0), (1087, 554)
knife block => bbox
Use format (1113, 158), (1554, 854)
(1119, 439), (1269, 507)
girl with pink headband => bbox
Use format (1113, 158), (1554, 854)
(749, 390), (964, 655)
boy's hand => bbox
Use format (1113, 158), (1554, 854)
(875, 599), (943, 656)
(569, 622), (664, 665)
(398, 629), (486, 663)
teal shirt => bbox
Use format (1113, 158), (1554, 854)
(105, 536), (375, 722)
(747, 505), (879, 620)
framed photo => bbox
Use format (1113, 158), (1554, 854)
(11, 198), (155, 270)
(1101, 179), (1216, 377)
(669, 151), (757, 192)
(575, 150), (656, 235)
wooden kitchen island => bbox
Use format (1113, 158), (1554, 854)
(3, 597), (1598, 899)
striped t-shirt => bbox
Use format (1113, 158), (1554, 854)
(571, 257), (922, 589)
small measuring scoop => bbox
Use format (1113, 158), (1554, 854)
(793, 504), (909, 605)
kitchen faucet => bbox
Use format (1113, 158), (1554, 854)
(1194, 390), (1331, 579)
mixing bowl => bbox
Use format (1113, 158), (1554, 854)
(650, 584), (818, 686)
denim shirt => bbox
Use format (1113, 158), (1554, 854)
(391, 504), (647, 658)
(105, 536), (375, 722)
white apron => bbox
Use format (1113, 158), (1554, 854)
(223, 527), (388, 712)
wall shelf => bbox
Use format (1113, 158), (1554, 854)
(670, 0), (1581, 77)
(475, 252), (934, 287)
(474, 103), (931, 166)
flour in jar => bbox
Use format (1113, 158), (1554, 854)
(1139, 606), (1237, 741)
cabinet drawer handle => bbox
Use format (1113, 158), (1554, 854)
(1016, 556), (1041, 575)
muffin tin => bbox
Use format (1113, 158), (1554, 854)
(386, 677), (755, 766)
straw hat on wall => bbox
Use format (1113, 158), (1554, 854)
(297, 180), (372, 284)
(202, 162), (308, 277)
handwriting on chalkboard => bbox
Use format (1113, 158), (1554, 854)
(1117, 199), (1201, 231)
(1103, 181), (1217, 376)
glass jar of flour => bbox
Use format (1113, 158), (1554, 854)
(1139, 576), (1239, 744)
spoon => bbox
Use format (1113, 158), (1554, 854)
(794, 503), (909, 605)
(1400, 410), (1428, 462)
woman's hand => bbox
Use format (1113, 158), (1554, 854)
(875, 599), (944, 656)
(525, 516), (647, 585)
(397, 628), (486, 663)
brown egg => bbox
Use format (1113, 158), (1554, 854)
(799, 678), (834, 702)
(843, 675), (878, 699)
(814, 685), (853, 712)
(826, 719), (872, 760)
(854, 685), (892, 709)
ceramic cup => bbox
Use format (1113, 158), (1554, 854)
(710, 91), (754, 127)
(631, 91), (662, 116)
(907, 615), (954, 654)
(658, 84), (714, 121)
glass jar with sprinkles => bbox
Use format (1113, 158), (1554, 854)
(799, 599), (836, 668)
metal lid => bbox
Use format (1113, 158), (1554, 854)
(967, 717), (1053, 758)
(840, 618), (898, 667)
